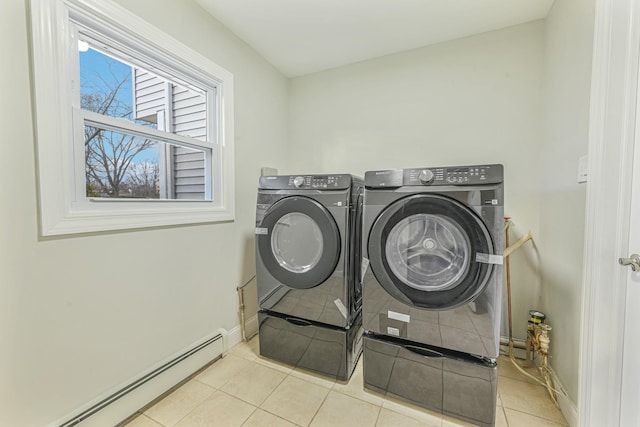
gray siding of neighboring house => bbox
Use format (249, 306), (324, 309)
(172, 86), (206, 199)
(133, 69), (164, 123)
(133, 68), (207, 199)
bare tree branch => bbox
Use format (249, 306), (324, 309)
(81, 63), (158, 198)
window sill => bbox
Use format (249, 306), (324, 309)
(42, 204), (234, 236)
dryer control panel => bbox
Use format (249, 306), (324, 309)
(365, 164), (503, 188)
(259, 174), (354, 190)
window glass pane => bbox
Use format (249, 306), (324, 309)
(79, 38), (212, 202)
(79, 41), (208, 141)
(85, 125), (209, 200)
(79, 47), (153, 127)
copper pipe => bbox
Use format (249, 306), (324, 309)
(237, 275), (256, 342)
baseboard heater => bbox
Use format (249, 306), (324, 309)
(57, 330), (227, 427)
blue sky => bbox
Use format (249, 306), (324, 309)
(79, 47), (133, 114)
(79, 47), (159, 165)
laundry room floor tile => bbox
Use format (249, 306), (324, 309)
(122, 414), (163, 427)
(220, 362), (286, 406)
(377, 407), (439, 427)
(309, 391), (380, 427)
(290, 366), (336, 389)
(144, 379), (214, 426)
(498, 376), (568, 425)
(380, 396), (443, 426)
(498, 355), (542, 384)
(503, 408), (569, 426)
(260, 375), (330, 426)
(252, 353), (295, 375)
(122, 337), (570, 427)
(495, 407), (509, 427)
(173, 391), (255, 427)
(332, 360), (384, 407)
(194, 354), (253, 389)
(228, 335), (260, 361)
(241, 408), (298, 427)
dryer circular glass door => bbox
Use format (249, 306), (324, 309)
(258, 196), (341, 289)
(368, 194), (494, 309)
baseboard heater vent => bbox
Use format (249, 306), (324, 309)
(58, 330), (227, 427)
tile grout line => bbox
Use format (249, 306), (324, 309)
(255, 373), (323, 427)
(305, 384), (333, 427)
(499, 405), (509, 427)
(502, 407), (569, 426)
(498, 375), (567, 423)
(238, 406), (261, 427)
(155, 385), (216, 427)
(372, 404), (383, 427)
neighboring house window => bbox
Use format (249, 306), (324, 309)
(29, 0), (235, 236)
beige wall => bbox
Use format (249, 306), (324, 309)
(285, 0), (595, 408)
(0, 0), (595, 424)
(539, 0), (595, 404)
(0, 0), (287, 425)
(287, 21), (545, 353)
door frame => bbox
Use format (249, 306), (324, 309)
(579, 0), (640, 424)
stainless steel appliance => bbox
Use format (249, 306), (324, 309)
(361, 164), (504, 426)
(256, 174), (363, 380)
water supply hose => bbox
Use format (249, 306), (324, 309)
(503, 218), (564, 402)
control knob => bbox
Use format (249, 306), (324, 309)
(293, 176), (305, 188)
(418, 169), (434, 184)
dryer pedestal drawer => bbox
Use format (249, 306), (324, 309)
(258, 310), (362, 380)
(363, 335), (497, 427)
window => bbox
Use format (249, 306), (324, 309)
(30, 0), (235, 235)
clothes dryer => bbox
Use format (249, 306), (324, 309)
(361, 164), (504, 426)
(255, 174), (363, 380)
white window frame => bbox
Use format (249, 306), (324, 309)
(29, 0), (235, 236)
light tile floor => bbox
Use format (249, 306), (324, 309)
(122, 337), (568, 427)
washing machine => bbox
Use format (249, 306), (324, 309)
(361, 164), (504, 427)
(255, 174), (363, 380)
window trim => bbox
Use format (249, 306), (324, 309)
(30, 0), (235, 236)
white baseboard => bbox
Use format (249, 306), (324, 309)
(549, 368), (578, 427)
(246, 314), (258, 339)
(51, 330), (227, 427)
(227, 314), (259, 350)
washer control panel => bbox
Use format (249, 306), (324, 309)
(365, 164), (503, 188)
(259, 174), (353, 190)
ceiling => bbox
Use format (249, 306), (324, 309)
(195, 0), (555, 77)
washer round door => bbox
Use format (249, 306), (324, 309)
(258, 196), (341, 289)
(368, 194), (494, 309)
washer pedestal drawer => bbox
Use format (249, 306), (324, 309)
(363, 334), (497, 427)
(258, 310), (362, 380)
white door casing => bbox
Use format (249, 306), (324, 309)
(619, 45), (640, 426)
(579, 0), (640, 425)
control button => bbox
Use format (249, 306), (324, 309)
(419, 169), (435, 183)
(293, 176), (305, 187)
